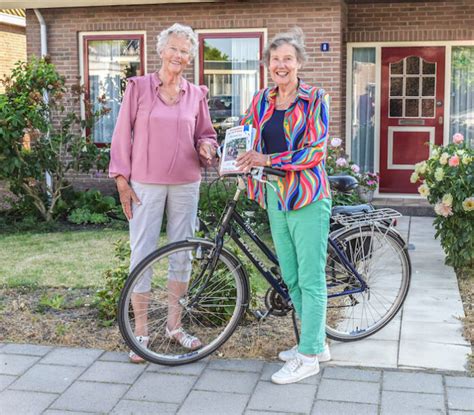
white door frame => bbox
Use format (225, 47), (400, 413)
(346, 41), (474, 197)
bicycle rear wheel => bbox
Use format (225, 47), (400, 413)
(325, 224), (411, 341)
(118, 239), (249, 365)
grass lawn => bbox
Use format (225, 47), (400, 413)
(0, 228), (128, 288)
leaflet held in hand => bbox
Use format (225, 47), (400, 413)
(219, 125), (255, 175)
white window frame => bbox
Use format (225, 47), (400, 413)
(78, 30), (147, 140)
(346, 40), (474, 197)
(194, 28), (268, 88)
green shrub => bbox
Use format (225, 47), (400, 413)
(411, 133), (473, 270)
(94, 239), (130, 326)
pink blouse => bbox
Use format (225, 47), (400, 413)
(109, 73), (217, 184)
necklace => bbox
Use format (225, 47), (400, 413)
(275, 90), (297, 109)
(160, 86), (180, 104)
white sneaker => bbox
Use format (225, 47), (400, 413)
(271, 354), (320, 385)
(278, 344), (331, 363)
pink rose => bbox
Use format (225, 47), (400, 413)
(336, 158), (348, 167)
(351, 164), (360, 174)
(330, 137), (342, 148)
(448, 155), (460, 167)
(434, 202), (453, 217)
(453, 133), (464, 145)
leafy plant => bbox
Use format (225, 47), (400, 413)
(94, 239), (130, 326)
(37, 293), (66, 312)
(0, 57), (110, 222)
(411, 133), (474, 270)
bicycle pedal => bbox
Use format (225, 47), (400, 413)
(251, 309), (271, 321)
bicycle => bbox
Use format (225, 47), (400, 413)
(118, 168), (411, 365)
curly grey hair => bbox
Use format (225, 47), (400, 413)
(263, 27), (307, 66)
(156, 23), (198, 58)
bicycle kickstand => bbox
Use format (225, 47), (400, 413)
(291, 310), (300, 344)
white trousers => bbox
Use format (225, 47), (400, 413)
(129, 180), (200, 292)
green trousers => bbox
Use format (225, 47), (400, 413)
(266, 186), (331, 355)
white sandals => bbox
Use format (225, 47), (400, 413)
(166, 326), (202, 350)
(128, 335), (149, 364)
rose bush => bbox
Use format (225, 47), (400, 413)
(411, 133), (473, 270)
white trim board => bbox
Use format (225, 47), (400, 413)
(387, 126), (434, 170)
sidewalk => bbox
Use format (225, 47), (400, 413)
(0, 216), (472, 414)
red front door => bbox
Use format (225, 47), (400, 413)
(380, 47), (445, 193)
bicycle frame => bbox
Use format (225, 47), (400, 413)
(208, 177), (368, 305)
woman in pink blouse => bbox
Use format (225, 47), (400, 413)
(109, 23), (217, 363)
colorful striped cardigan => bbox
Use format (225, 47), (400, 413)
(241, 80), (331, 211)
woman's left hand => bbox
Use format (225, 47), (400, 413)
(199, 142), (216, 166)
(236, 150), (268, 172)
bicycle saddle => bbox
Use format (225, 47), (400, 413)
(331, 204), (374, 216)
(328, 175), (358, 192)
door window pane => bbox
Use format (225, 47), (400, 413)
(351, 48), (376, 172)
(390, 60), (403, 75)
(201, 35), (262, 141)
(405, 77), (419, 96)
(422, 77), (435, 96)
(422, 99), (435, 117)
(390, 77), (403, 96)
(86, 37), (142, 144)
(405, 99), (419, 117)
(450, 46), (474, 147)
(423, 61), (436, 74)
(406, 56), (420, 74)
(390, 99), (403, 117)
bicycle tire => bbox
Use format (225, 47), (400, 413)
(118, 239), (249, 365)
(325, 224), (411, 342)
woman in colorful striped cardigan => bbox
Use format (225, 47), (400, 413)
(236, 27), (332, 385)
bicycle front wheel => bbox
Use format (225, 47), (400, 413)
(325, 224), (411, 341)
(118, 239), (249, 365)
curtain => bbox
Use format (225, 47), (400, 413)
(450, 47), (474, 148)
(351, 48), (376, 172)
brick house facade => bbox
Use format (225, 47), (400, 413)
(0, 9), (26, 93)
(13, 0), (474, 195)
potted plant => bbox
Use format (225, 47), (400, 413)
(410, 133), (473, 270)
(356, 172), (379, 202)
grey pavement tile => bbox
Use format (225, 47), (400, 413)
(400, 321), (469, 346)
(312, 400), (378, 415)
(317, 378), (379, 404)
(449, 412), (474, 415)
(79, 361), (145, 384)
(99, 351), (131, 363)
(369, 318), (401, 341)
(111, 399), (179, 414)
(329, 339), (398, 368)
(194, 369), (260, 394)
(323, 367), (381, 383)
(9, 364), (84, 393)
(178, 390), (249, 415)
(51, 381), (129, 413)
(246, 411), (298, 415)
(381, 390), (445, 415)
(147, 360), (207, 376)
(0, 389), (58, 415)
(1, 343), (53, 356)
(208, 358), (264, 372)
(398, 341), (470, 371)
(260, 362), (320, 385)
(0, 353), (40, 376)
(447, 387), (474, 411)
(44, 411), (94, 415)
(125, 372), (196, 403)
(383, 371), (443, 394)
(40, 347), (103, 367)
(445, 376), (474, 389)
(0, 374), (16, 391)
(247, 381), (316, 413)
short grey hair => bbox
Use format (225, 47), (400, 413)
(263, 27), (307, 66)
(156, 23), (198, 58)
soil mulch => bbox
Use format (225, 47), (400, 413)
(0, 287), (295, 360)
(457, 270), (474, 373)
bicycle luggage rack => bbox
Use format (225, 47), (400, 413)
(332, 208), (402, 227)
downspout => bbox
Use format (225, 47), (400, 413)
(33, 9), (53, 203)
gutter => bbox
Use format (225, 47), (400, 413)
(33, 8), (53, 200)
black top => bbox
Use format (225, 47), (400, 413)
(262, 109), (288, 155)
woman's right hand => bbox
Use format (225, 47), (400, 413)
(115, 176), (141, 221)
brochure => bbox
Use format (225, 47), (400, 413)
(219, 125), (255, 175)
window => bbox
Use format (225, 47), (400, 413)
(350, 48), (376, 172)
(198, 32), (264, 141)
(82, 33), (145, 144)
(450, 46), (474, 147)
